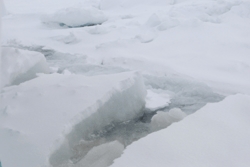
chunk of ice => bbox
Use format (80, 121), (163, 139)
(1, 47), (50, 88)
(0, 71), (146, 167)
(42, 7), (108, 28)
(145, 89), (171, 112)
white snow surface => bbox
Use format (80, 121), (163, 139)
(1, 47), (50, 88)
(111, 94), (250, 167)
(0, 71), (146, 167)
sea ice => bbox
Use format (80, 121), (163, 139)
(2, 0), (250, 167)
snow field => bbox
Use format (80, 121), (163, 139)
(0, 71), (146, 167)
(111, 94), (250, 167)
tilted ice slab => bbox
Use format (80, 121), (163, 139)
(111, 94), (250, 167)
(1, 47), (50, 88)
(0, 71), (146, 167)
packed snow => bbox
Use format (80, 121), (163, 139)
(1, 0), (250, 167)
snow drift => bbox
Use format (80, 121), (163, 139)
(1, 47), (50, 88)
(0, 71), (146, 167)
(111, 94), (250, 167)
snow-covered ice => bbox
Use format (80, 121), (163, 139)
(1, 0), (250, 166)
(111, 94), (250, 167)
(1, 47), (50, 88)
(42, 7), (108, 28)
(0, 71), (146, 167)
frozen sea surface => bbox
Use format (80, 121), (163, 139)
(1, 0), (250, 166)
